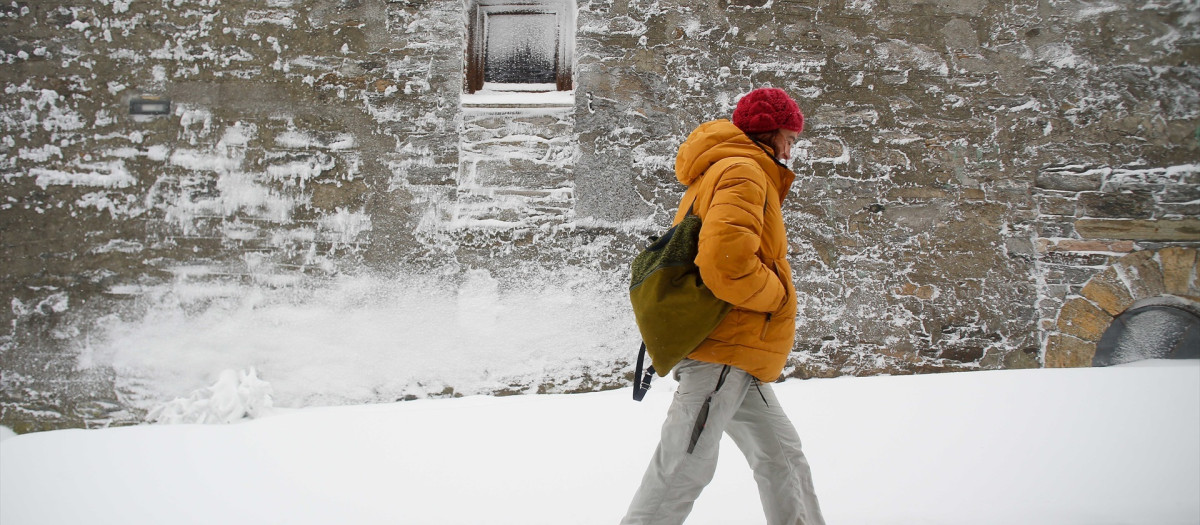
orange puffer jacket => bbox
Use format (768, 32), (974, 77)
(671, 119), (798, 382)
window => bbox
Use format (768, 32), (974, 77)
(465, 0), (574, 96)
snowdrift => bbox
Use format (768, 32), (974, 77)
(2, 361), (1198, 525)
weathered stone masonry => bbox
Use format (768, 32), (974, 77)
(1, 0), (1198, 431)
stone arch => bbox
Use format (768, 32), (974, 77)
(1044, 247), (1200, 367)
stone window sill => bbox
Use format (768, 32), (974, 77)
(461, 88), (575, 110)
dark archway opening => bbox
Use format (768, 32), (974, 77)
(1093, 302), (1200, 366)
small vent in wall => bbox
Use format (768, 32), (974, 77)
(130, 96), (171, 115)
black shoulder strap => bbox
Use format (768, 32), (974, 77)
(633, 342), (655, 401)
(676, 185), (702, 222)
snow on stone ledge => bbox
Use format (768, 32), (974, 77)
(461, 87), (574, 109)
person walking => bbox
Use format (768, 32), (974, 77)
(621, 87), (825, 525)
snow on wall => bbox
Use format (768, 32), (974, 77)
(0, 0), (1197, 431)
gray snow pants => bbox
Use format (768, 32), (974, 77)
(621, 359), (825, 525)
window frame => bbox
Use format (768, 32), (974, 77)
(465, 0), (574, 95)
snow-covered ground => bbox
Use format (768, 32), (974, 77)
(2, 360), (1198, 525)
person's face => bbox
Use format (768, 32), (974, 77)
(770, 129), (801, 163)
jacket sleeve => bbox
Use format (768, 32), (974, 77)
(695, 162), (788, 314)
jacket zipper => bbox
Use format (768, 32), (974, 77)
(760, 313), (772, 340)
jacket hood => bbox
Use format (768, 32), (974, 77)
(674, 119), (796, 198)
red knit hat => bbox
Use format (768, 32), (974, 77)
(732, 88), (804, 134)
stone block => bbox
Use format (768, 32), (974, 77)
(1036, 220), (1075, 238)
(1006, 237), (1035, 257)
(1003, 345), (1042, 369)
(1193, 257), (1200, 297)
(311, 179), (370, 210)
(1075, 218), (1200, 241)
(1080, 267), (1135, 316)
(773, 0), (820, 15)
(810, 106), (880, 129)
(802, 137), (848, 164)
(1116, 249), (1166, 300)
(1044, 332), (1097, 368)
(886, 187), (950, 201)
(470, 158), (569, 188)
(1158, 202), (1200, 217)
(404, 166), (455, 186)
(938, 344), (986, 363)
(1034, 193), (1078, 216)
(1158, 247), (1197, 296)
(1035, 169), (1104, 192)
(1044, 239), (1136, 254)
(1161, 184), (1200, 203)
(892, 282), (936, 300)
(1056, 297), (1113, 342)
(1114, 249), (1154, 268)
(1078, 191), (1153, 219)
(882, 203), (942, 232)
(963, 188), (986, 201)
(1040, 251), (1113, 268)
(862, 148), (911, 174)
(1064, 266), (1105, 287)
(1042, 284), (1072, 301)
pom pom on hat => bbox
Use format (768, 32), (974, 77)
(732, 88), (804, 134)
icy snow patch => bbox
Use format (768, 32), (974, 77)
(10, 293), (69, 317)
(318, 207), (371, 247)
(1037, 43), (1091, 69)
(163, 171), (298, 226)
(170, 149), (241, 172)
(147, 368), (274, 424)
(18, 144), (63, 162)
(581, 16), (646, 36)
(31, 161), (136, 189)
(460, 90), (575, 108)
(275, 131), (356, 150)
(75, 192), (142, 218)
(92, 270), (635, 410)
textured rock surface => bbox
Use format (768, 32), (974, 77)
(1, 0), (1198, 431)
(1048, 247), (1199, 368)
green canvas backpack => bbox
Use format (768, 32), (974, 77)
(629, 198), (733, 400)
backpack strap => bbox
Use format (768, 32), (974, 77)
(633, 342), (656, 401)
(672, 186), (703, 224)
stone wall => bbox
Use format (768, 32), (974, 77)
(2, 0), (1198, 431)
(1, 0), (471, 430)
(577, 0), (1200, 377)
(1045, 246), (1199, 367)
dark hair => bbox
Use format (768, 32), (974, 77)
(745, 130), (782, 161)
(747, 131), (777, 144)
